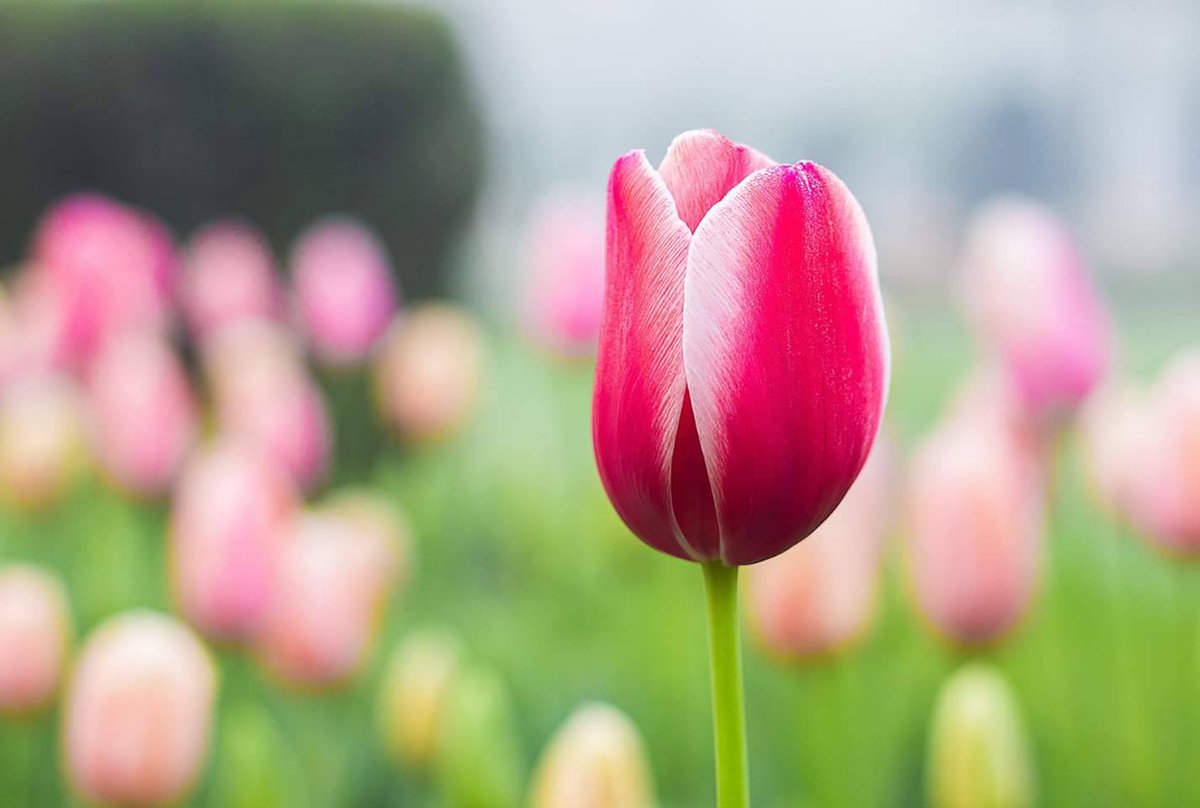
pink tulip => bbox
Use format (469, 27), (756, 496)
(204, 322), (330, 490)
(374, 304), (483, 443)
(169, 441), (298, 642)
(181, 220), (282, 342)
(0, 565), (71, 714)
(1124, 352), (1200, 555)
(64, 611), (217, 807)
(256, 507), (402, 688)
(290, 217), (398, 365)
(87, 332), (198, 496)
(905, 414), (1043, 646)
(30, 194), (176, 366)
(1079, 386), (1149, 519)
(747, 434), (894, 658)
(521, 191), (606, 356)
(0, 373), (85, 511)
(960, 198), (1110, 426)
(593, 129), (889, 565)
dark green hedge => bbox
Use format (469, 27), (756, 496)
(0, 0), (484, 299)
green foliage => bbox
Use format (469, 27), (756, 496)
(0, 0), (484, 298)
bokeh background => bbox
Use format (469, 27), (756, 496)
(0, 1), (1197, 806)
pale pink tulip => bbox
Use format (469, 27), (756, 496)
(530, 703), (656, 808)
(0, 374), (85, 511)
(204, 322), (330, 490)
(1124, 352), (1200, 555)
(290, 217), (397, 365)
(64, 611), (217, 807)
(256, 508), (402, 688)
(373, 304), (483, 443)
(87, 332), (198, 496)
(0, 565), (71, 714)
(960, 198), (1110, 426)
(1079, 386), (1149, 519)
(905, 415), (1043, 645)
(169, 441), (298, 642)
(747, 434), (894, 658)
(181, 220), (282, 342)
(521, 191), (605, 356)
(594, 129), (888, 564)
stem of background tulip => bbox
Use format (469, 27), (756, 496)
(703, 562), (749, 808)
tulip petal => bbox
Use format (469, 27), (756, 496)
(658, 130), (775, 232)
(593, 151), (698, 560)
(683, 162), (889, 564)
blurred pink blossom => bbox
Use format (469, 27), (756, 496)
(64, 611), (217, 808)
(290, 217), (397, 365)
(181, 220), (282, 342)
(1079, 385), (1149, 520)
(0, 373), (86, 511)
(0, 565), (71, 715)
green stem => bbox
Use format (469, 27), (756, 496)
(703, 562), (749, 808)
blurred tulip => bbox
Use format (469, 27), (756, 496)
(64, 611), (217, 808)
(437, 667), (524, 808)
(0, 564), (71, 714)
(204, 322), (330, 490)
(169, 440), (297, 642)
(594, 129), (889, 565)
(87, 331), (198, 496)
(1079, 385), (1148, 519)
(746, 434), (893, 659)
(290, 217), (397, 365)
(0, 373), (85, 511)
(1124, 351), (1200, 555)
(30, 193), (176, 366)
(521, 191), (605, 356)
(181, 220), (282, 342)
(374, 304), (483, 443)
(256, 507), (402, 688)
(379, 630), (463, 770)
(905, 414), (1043, 646)
(960, 197), (1110, 426)
(530, 703), (655, 808)
(927, 663), (1035, 808)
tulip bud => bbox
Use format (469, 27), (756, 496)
(169, 440), (297, 642)
(1124, 351), (1200, 555)
(290, 217), (397, 365)
(905, 413), (1043, 646)
(181, 220), (282, 342)
(64, 611), (217, 808)
(520, 191), (605, 357)
(1079, 385), (1148, 519)
(594, 130), (888, 565)
(529, 703), (655, 808)
(0, 374), (85, 511)
(960, 197), (1109, 426)
(0, 565), (71, 714)
(437, 668), (524, 808)
(204, 322), (331, 491)
(927, 663), (1035, 808)
(747, 434), (893, 659)
(87, 331), (198, 497)
(255, 507), (402, 688)
(379, 630), (463, 770)
(373, 304), (483, 443)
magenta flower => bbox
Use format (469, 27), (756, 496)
(181, 220), (283, 343)
(593, 130), (889, 567)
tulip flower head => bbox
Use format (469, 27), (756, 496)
(181, 220), (282, 342)
(64, 611), (217, 808)
(1079, 385), (1149, 519)
(905, 413), (1043, 646)
(521, 191), (606, 357)
(960, 197), (1109, 426)
(169, 440), (298, 642)
(290, 217), (398, 365)
(530, 703), (655, 808)
(593, 129), (889, 565)
(379, 630), (463, 770)
(927, 663), (1035, 808)
(87, 331), (198, 497)
(747, 433), (893, 659)
(0, 373), (85, 511)
(0, 565), (71, 715)
(374, 304), (484, 443)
